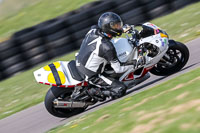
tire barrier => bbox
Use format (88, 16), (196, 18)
(67, 18), (95, 34)
(3, 61), (27, 77)
(0, 46), (21, 60)
(63, 1), (114, 26)
(0, 0), (198, 81)
(0, 72), (3, 80)
(121, 7), (144, 24)
(148, 4), (170, 19)
(0, 40), (15, 52)
(24, 45), (47, 59)
(44, 28), (68, 43)
(11, 26), (42, 45)
(59, 11), (78, 19)
(47, 44), (75, 58)
(171, 0), (195, 10)
(112, 1), (140, 15)
(39, 19), (66, 36)
(101, 0), (130, 5)
(78, 1), (103, 12)
(21, 38), (44, 51)
(1, 54), (24, 68)
(27, 53), (49, 66)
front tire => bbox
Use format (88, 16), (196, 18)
(150, 41), (189, 76)
(44, 86), (85, 118)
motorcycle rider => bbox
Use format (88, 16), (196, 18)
(76, 12), (143, 100)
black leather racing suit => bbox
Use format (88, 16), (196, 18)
(76, 25), (132, 98)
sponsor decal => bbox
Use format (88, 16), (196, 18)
(160, 39), (165, 47)
(118, 52), (126, 57)
(164, 38), (167, 44)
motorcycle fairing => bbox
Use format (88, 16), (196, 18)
(34, 61), (82, 88)
(34, 22), (168, 88)
(139, 33), (169, 68)
(111, 38), (133, 63)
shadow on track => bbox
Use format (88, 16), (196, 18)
(59, 62), (199, 121)
(180, 62), (200, 71)
(127, 62), (200, 95)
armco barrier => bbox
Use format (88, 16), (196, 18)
(0, 0), (198, 81)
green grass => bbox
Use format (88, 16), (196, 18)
(0, 2), (200, 120)
(0, 0), (95, 41)
(151, 2), (200, 43)
(0, 51), (77, 119)
(0, 0), (42, 20)
(47, 67), (200, 133)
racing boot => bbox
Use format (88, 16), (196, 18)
(87, 88), (107, 101)
(109, 81), (127, 99)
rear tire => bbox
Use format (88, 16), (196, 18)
(150, 41), (189, 76)
(44, 86), (85, 118)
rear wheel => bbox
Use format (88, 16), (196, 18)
(44, 86), (85, 118)
(150, 41), (189, 76)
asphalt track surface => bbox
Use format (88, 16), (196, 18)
(0, 38), (200, 133)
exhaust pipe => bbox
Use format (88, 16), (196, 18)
(53, 99), (88, 108)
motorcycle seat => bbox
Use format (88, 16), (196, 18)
(68, 60), (84, 81)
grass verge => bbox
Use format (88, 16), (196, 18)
(0, 2), (200, 120)
(151, 2), (200, 42)
(0, 0), (95, 41)
(0, 51), (77, 119)
(47, 67), (200, 133)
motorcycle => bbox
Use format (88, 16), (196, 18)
(34, 22), (189, 118)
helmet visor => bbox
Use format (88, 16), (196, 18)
(110, 21), (123, 30)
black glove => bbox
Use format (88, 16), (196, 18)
(133, 29), (141, 39)
(123, 24), (133, 33)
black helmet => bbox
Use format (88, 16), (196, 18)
(98, 12), (123, 37)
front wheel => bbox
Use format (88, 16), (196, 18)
(44, 86), (85, 118)
(150, 40), (189, 76)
